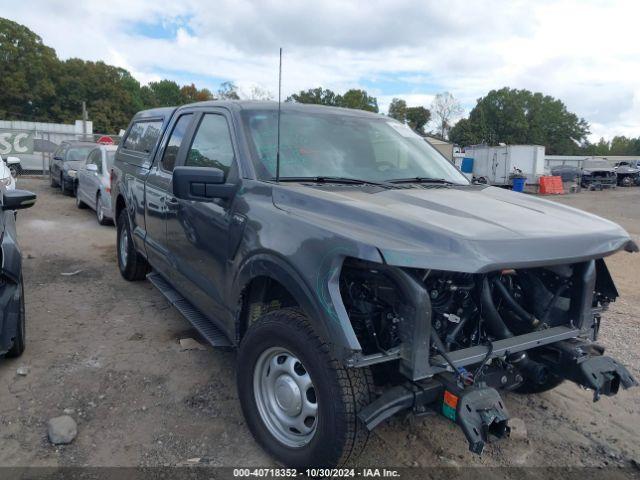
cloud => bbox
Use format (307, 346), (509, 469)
(1, 0), (639, 140)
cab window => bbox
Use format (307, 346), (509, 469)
(161, 114), (193, 172)
(123, 120), (163, 154)
(186, 114), (235, 179)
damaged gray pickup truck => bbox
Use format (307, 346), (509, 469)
(111, 101), (638, 468)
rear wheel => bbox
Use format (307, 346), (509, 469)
(237, 309), (373, 468)
(5, 279), (26, 358)
(117, 210), (149, 281)
(96, 193), (110, 225)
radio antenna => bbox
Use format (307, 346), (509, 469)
(275, 47), (282, 183)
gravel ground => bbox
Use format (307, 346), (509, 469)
(0, 178), (639, 473)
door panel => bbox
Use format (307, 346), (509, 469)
(165, 111), (240, 324)
(144, 113), (194, 277)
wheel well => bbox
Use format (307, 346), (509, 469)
(115, 195), (126, 223)
(237, 276), (300, 341)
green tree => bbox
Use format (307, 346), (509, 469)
(339, 89), (378, 113)
(446, 118), (476, 147)
(609, 136), (635, 155)
(148, 80), (182, 106)
(0, 17), (58, 120)
(405, 106), (431, 134)
(287, 87), (340, 106)
(387, 98), (407, 122)
(287, 87), (378, 113)
(449, 88), (589, 154)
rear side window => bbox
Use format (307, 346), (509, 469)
(161, 114), (193, 172)
(86, 149), (102, 173)
(186, 114), (235, 178)
(54, 145), (67, 159)
(123, 120), (163, 154)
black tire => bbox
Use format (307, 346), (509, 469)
(5, 279), (26, 358)
(60, 174), (72, 196)
(117, 210), (149, 281)
(237, 309), (374, 469)
(96, 193), (110, 226)
(513, 374), (564, 394)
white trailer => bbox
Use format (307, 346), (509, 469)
(463, 145), (546, 186)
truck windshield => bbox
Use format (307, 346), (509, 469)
(241, 108), (468, 185)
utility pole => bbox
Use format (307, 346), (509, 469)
(82, 101), (88, 140)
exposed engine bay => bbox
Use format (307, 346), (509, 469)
(340, 257), (637, 453)
(341, 259), (613, 360)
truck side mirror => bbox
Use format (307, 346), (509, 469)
(2, 189), (36, 211)
(172, 166), (236, 201)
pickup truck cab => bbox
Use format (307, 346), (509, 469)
(111, 101), (637, 468)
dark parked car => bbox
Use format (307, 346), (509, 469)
(49, 141), (96, 195)
(111, 101), (637, 468)
(550, 164), (581, 182)
(581, 159), (617, 189)
(614, 160), (640, 187)
(0, 189), (37, 359)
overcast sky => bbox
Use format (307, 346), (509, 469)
(2, 0), (638, 140)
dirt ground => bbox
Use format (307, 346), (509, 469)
(1, 178), (639, 472)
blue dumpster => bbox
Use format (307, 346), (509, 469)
(512, 177), (526, 192)
(461, 157), (474, 173)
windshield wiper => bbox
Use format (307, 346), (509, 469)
(387, 177), (457, 185)
(276, 176), (395, 188)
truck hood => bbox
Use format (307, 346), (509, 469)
(583, 167), (615, 174)
(273, 184), (635, 273)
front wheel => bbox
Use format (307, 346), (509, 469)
(96, 194), (110, 225)
(75, 186), (87, 209)
(116, 210), (149, 280)
(237, 309), (373, 469)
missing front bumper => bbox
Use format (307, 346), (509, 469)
(358, 375), (510, 455)
(533, 340), (638, 401)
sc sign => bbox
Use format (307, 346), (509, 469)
(0, 131), (35, 155)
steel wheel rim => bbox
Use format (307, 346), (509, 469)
(119, 227), (129, 266)
(253, 347), (318, 447)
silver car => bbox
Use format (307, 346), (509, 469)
(74, 145), (117, 225)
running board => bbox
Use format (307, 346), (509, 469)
(147, 271), (232, 348)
